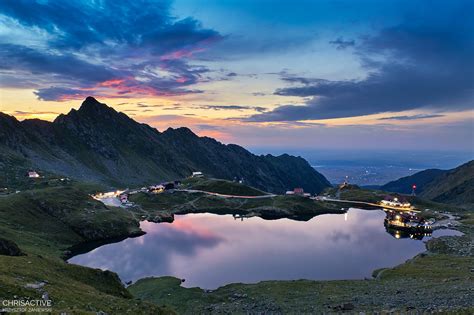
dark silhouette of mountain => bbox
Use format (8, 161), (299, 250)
(419, 160), (474, 207)
(381, 169), (447, 194)
(0, 97), (330, 193)
(382, 160), (474, 207)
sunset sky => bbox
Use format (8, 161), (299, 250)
(0, 0), (473, 151)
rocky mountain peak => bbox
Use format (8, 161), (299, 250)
(77, 96), (116, 116)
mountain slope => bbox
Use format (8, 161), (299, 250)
(0, 97), (330, 194)
(381, 169), (447, 194)
(381, 160), (474, 208)
(419, 160), (474, 206)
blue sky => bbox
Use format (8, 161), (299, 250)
(0, 0), (473, 152)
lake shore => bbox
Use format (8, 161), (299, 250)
(0, 180), (472, 314)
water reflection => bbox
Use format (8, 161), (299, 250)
(69, 208), (462, 289)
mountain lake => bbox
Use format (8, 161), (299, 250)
(69, 208), (462, 289)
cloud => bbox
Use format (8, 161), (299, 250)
(195, 124), (222, 131)
(247, 5), (474, 122)
(0, 0), (223, 100)
(378, 114), (445, 121)
(194, 105), (267, 112)
(329, 37), (355, 50)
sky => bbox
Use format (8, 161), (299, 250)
(0, 0), (473, 152)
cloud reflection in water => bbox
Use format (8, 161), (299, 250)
(69, 209), (453, 289)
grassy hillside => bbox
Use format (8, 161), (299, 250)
(381, 168), (447, 194)
(129, 252), (473, 314)
(182, 177), (268, 196)
(379, 160), (474, 209)
(0, 180), (173, 314)
(420, 160), (474, 208)
(129, 190), (342, 222)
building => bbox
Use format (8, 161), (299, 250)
(28, 171), (40, 178)
(286, 188), (310, 197)
(384, 210), (431, 233)
(380, 197), (411, 209)
(192, 171), (203, 178)
(293, 188), (304, 195)
(149, 184), (165, 193)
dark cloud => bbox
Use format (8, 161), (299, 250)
(248, 8), (474, 122)
(33, 87), (92, 101)
(378, 114), (445, 121)
(0, 0), (222, 100)
(329, 37), (355, 50)
(0, 44), (116, 84)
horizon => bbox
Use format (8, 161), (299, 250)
(1, 0), (473, 152)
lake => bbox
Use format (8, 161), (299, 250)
(69, 208), (461, 289)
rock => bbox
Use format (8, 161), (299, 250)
(0, 238), (24, 256)
(25, 281), (47, 290)
(342, 303), (355, 311)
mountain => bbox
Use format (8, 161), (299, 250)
(381, 160), (474, 207)
(0, 97), (330, 194)
(381, 169), (447, 194)
(419, 160), (474, 206)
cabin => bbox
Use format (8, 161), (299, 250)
(384, 210), (431, 232)
(149, 184), (165, 193)
(192, 171), (203, 178)
(293, 188), (304, 195)
(380, 197), (411, 208)
(28, 171), (40, 178)
(286, 188), (310, 197)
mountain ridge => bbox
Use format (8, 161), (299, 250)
(381, 160), (474, 208)
(0, 97), (330, 193)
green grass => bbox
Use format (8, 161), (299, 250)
(129, 190), (342, 222)
(182, 177), (268, 196)
(0, 175), (472, 314)
(0, 180), (172, 314)
(0, 184), (141, 257)
(130, 252), (474, 314)
(0, 255), (174, 314)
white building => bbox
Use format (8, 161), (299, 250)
(192, 171), (203, 178)
(28, 171), (40, 178)
(380, 197), (411, 208)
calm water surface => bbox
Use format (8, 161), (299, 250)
(69, 209), (461, 289)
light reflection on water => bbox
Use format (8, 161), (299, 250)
(69, 208), (462, 289)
